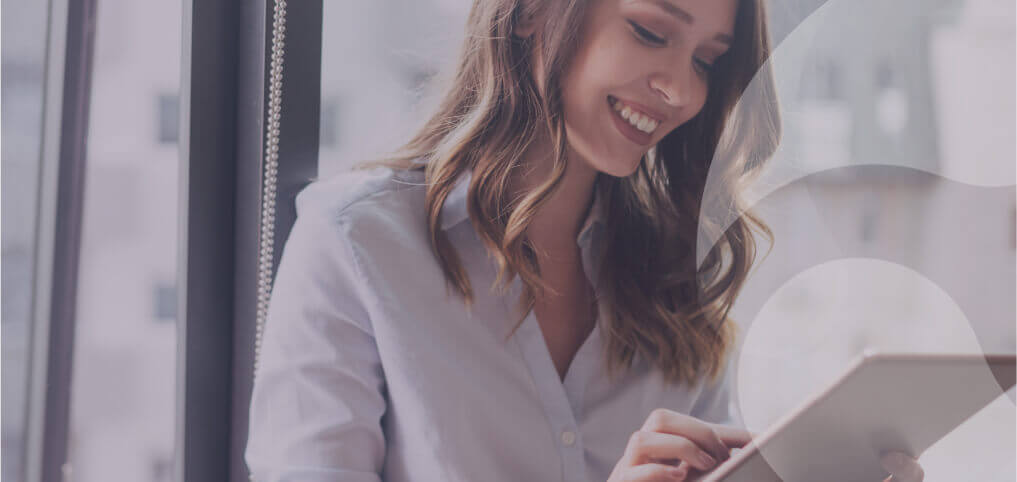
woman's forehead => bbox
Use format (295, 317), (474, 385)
(618, 0), (738, 35)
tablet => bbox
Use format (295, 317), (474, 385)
(696, 352), (1017, 482)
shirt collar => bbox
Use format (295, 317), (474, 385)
(439, 169), (472, 231)
(439, 169), (606, 246)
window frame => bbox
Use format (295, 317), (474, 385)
(23, 0), (322, 480)
(23, 0), (96, 480)
(177, 0), (322, 480)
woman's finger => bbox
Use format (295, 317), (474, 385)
(706, 423), (754, 449)
(621, 462), (689, 481)
(880, 452), (924, 482)
(625, 430), (721, 472)
(640, 409), (730, 460)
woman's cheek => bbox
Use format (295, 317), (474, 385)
(678, 86), (709, 126)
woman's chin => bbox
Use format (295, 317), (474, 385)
(593, 156), (643, 179)
(569, 137), (646, 178)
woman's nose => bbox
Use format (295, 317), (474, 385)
(649, 68), (691, 108)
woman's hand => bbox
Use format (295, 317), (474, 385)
(606, 408), (752, 481)
(880, 452), (924, 482)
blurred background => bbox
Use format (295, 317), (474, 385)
(3, 0), (180, 480)
(2, 0), (1014, 481)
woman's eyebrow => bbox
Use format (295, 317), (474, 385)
(645, 0), (734, 45)
(647, 0), (694, 24)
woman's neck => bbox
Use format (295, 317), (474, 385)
(515, 141), (599, 263)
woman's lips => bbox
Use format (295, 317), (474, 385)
(608, 96), (653, 146)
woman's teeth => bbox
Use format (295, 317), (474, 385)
(612, 98), (660, 134)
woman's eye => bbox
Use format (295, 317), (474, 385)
(694, 58), (715, 75)
(627, 20), (666, 46)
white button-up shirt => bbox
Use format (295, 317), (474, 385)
(245, 165), (741, 482)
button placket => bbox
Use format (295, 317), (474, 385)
(508, 284), (589, 482)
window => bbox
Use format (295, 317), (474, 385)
(737, 1), (1016, 479)
(65, 0), (182, 479)
(1, 0), (49, 479)
(799, 56), (842, 101)
(156, 93), (179, 144)
(153, 282), (176, 321)
(319, 97), (340, 148)
(318, 2), (468, 175)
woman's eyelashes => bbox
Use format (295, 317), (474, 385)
(694, 58), (715, 75)
(627, 20), (666, 46)
(627, 20), (716, 76)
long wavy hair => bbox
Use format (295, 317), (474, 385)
(358, 0), (781, 386)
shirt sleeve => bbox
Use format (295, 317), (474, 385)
(245, 203), (387, 482)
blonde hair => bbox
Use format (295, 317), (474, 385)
(359, 0), (781, 386)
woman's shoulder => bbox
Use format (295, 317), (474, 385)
(290, 165), (447, 291)
(295, 165), (428, 228)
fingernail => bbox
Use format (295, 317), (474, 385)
(669, 466), (688, 479)
(699, 451), (716, 468)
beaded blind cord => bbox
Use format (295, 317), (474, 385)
(249, 2), (287, 479)
(253, 0), (287, 387)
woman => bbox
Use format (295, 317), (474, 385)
(246, 0), (925, 480)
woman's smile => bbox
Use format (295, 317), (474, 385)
(607, 95), (659, 146)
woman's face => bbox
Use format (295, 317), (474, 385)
(558, 0), (738, 177)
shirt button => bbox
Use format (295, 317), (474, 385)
(561, 430), (576, 446)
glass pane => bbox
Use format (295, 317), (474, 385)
(1, 0), (49, 479)
(318, 2), (469, 175)
(735, 1), (1016, 480)
(65, 0), (182, 480)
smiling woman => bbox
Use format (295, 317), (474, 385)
(357, 0), (781, 388)
(241, 1), (928, 482)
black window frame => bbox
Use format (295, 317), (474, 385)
(177, 0), (321, 480)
